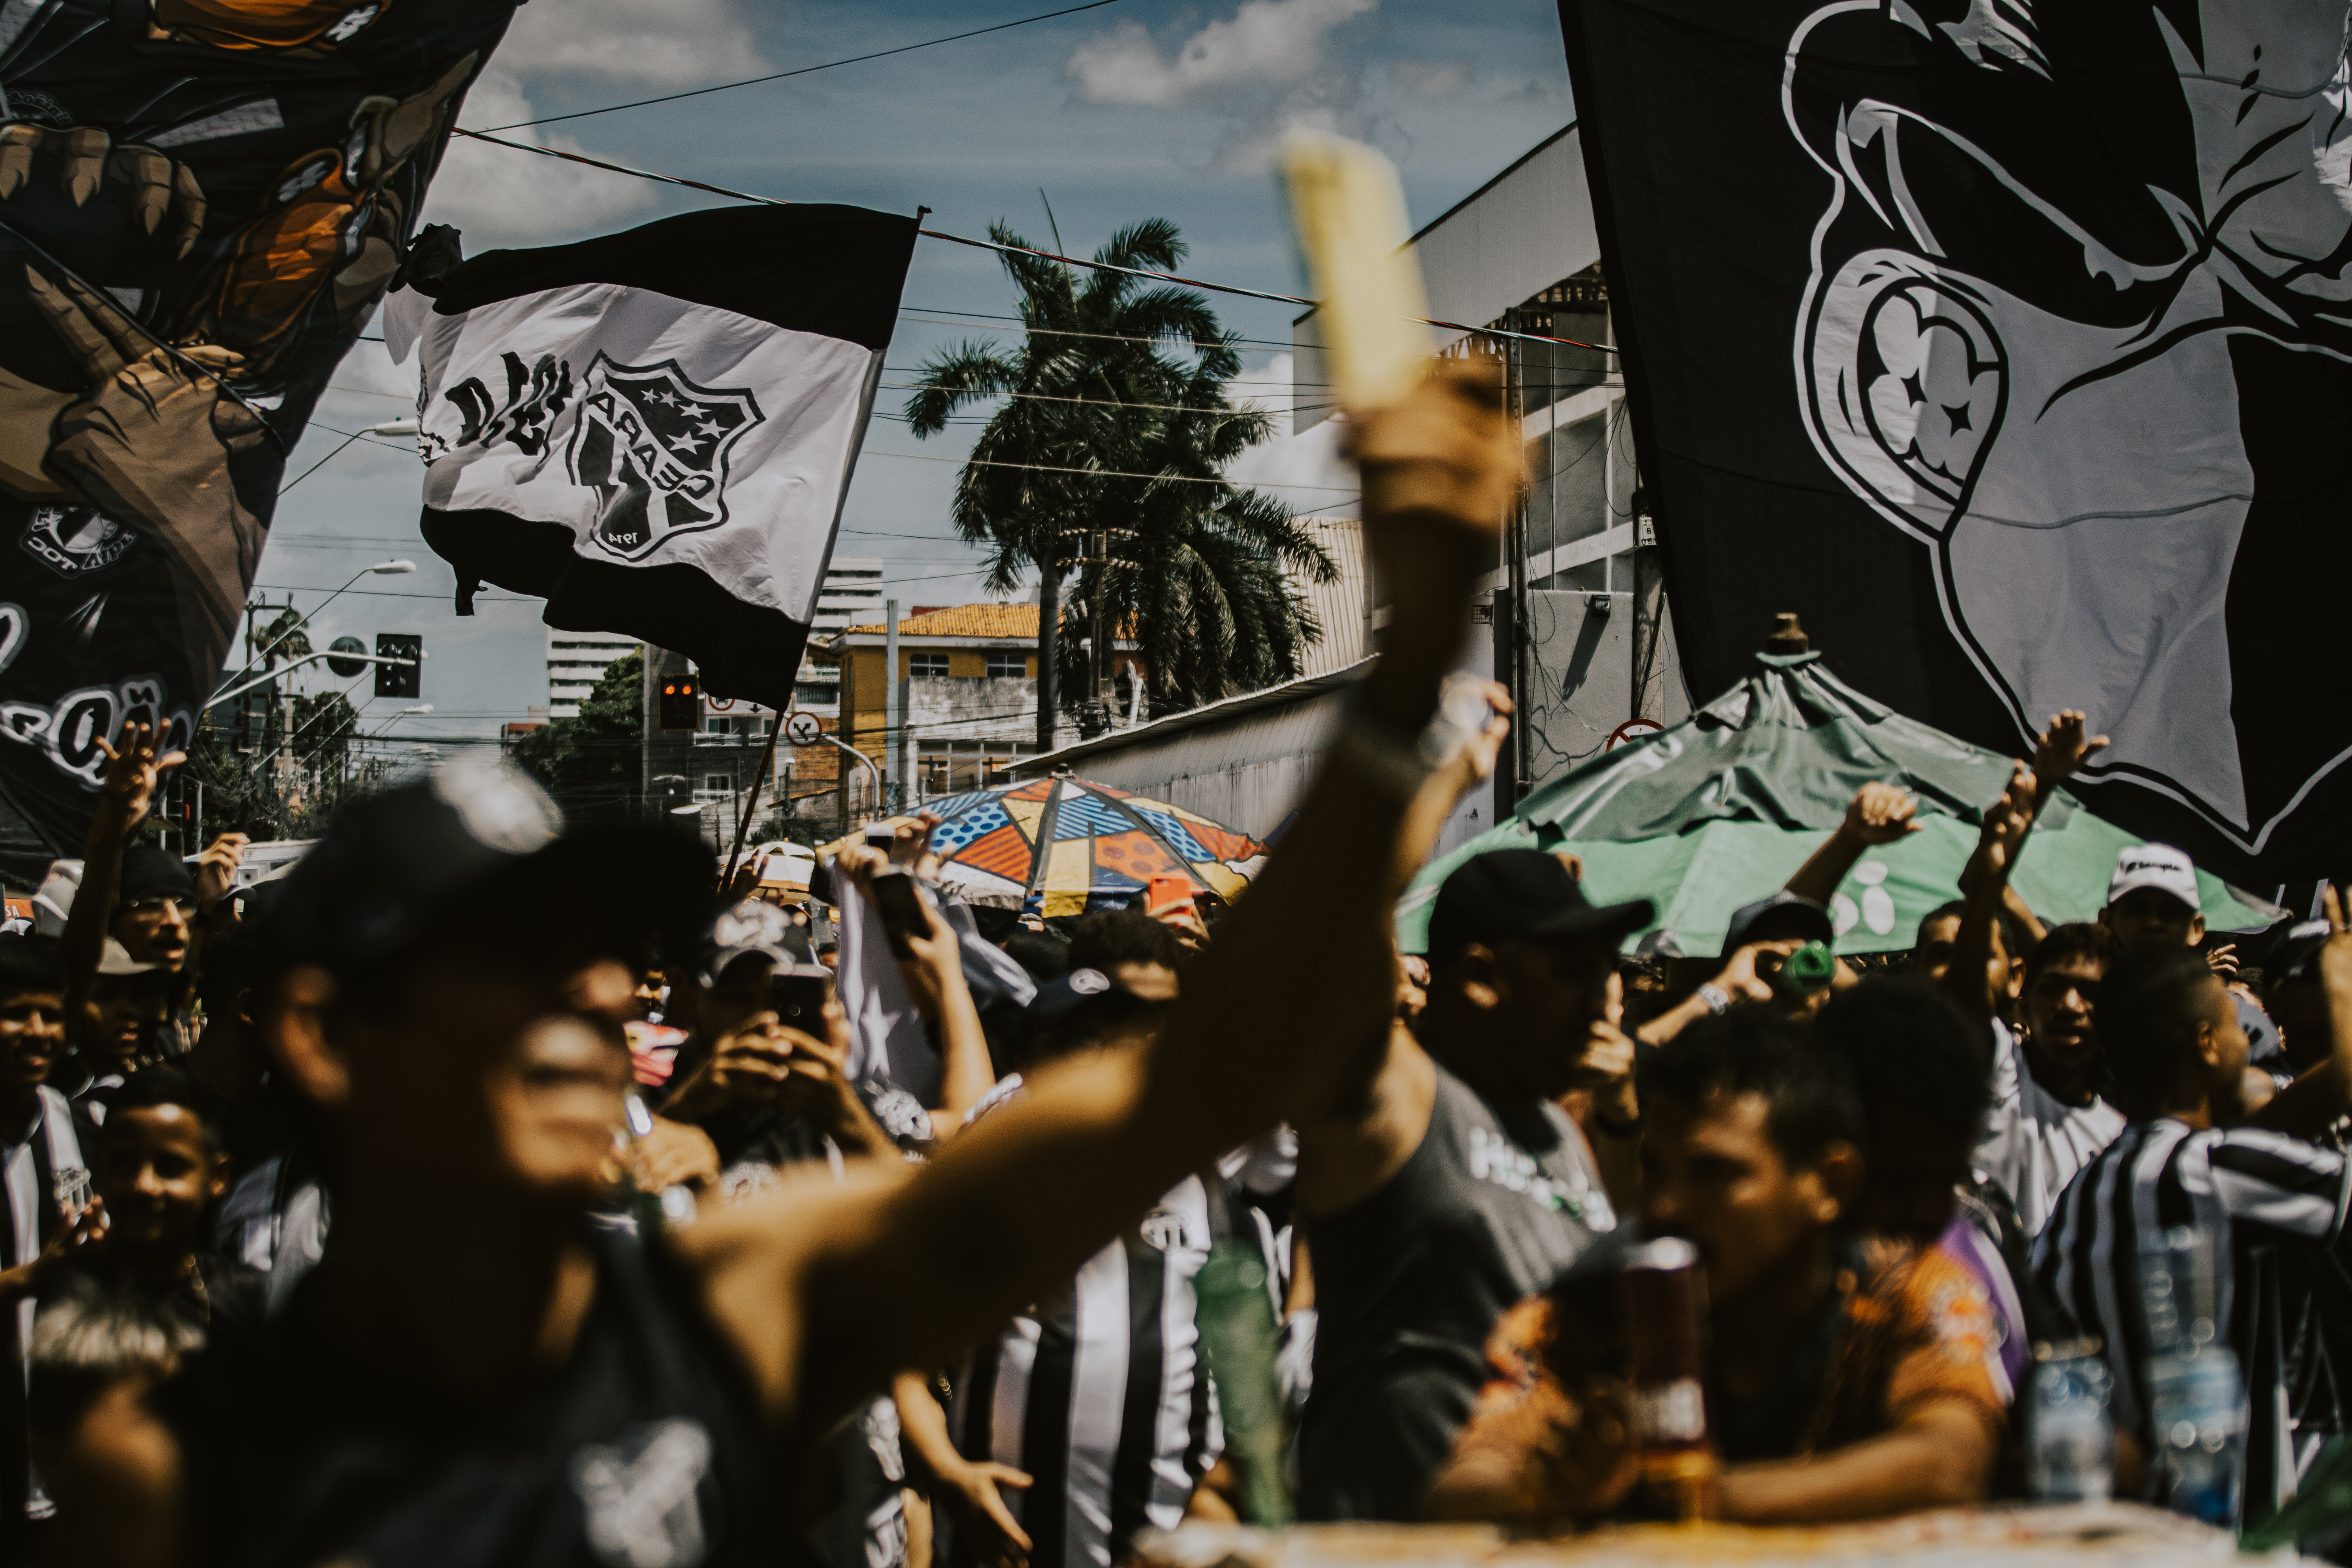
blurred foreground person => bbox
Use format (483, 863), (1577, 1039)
(1427, 1011), (2005, 1525)
(41, 359), (1523, 1568)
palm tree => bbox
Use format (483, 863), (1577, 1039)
(902, 219), (1332, 750)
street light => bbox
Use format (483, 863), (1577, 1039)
(212, 558), (419, 702)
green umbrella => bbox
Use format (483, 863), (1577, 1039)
(1396, 650), (2278, 956)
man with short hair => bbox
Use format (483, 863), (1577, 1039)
(2033, 912), (2352, 1520)
(1065, 911), (1185, 1003)
(1427, 1009), (2005, 1524)
(0, 935), (102, 1548)
(1292, 847), (1649, 1521)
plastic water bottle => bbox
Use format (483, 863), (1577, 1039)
(2027, 1339), (2114, 1501)
(2139, 1225), (2246, 1526)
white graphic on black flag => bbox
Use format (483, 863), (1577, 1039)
(566, 355), (763, 560)
(1786, 0), (2352, 846)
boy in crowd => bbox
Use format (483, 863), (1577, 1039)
(2034, 894), (2352, 1522)
(1427, 1008), (2005, 1524)
(45, 1070), (260, 1337)
(1937, 737), (2127, 1232)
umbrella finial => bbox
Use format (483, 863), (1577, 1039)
(1764, 612), (1810, 654)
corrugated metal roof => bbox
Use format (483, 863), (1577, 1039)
(1012, 657), (1375, 775)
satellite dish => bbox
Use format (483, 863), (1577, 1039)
(325, 636), (368, 678)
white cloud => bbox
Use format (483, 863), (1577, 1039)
(1065, 0), (1381, 170)
(1225, 415), (1357, 510)
(1390, 60), (1470, 100)
(1068, 0), (1376, 106)
(491, 0), (772, 85)
(1233, 350), (1296, 437)
(421, 68), (657, 247)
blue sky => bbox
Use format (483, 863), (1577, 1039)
(272, 0), (1573, 745)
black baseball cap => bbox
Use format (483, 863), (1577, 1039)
(1720, 891), (1836, 957)
(258, 757), (712, 984)
(1425, 849), (1653, 965)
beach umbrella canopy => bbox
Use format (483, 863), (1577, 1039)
(825, 773), (1269, 916)
(1397, 650), (2278, 956)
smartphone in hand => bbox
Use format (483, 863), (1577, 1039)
(770, 967), (831, 1032)
(867, 868), (930, 960)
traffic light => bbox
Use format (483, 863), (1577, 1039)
(659, 673), (699, 731)
(375, 633), (422, 698)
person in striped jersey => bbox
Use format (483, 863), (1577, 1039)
(918, 967), (1221, 1568)
(2032, 900), (2352, 1520)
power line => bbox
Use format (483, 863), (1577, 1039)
(472, 0), (1124, 132)
(866, 448), (1356, 492)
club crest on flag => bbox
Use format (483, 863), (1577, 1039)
(565, 355), (764, 560)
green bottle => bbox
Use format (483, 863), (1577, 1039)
(1779, 940), (1837, 997)
(1194, 1242), (1294, 1526)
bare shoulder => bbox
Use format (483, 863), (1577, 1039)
(32, 1377), (186, 1568)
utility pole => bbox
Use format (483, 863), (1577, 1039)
(1502, 325), (1532, 805)
(882, 598), (900, 815)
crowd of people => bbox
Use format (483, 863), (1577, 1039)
(0, 362), (2345, 1568)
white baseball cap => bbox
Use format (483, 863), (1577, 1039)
(2106, 843), (2200, 913)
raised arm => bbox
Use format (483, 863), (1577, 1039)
(2252, 884), (2352, 1136)
(1942, 766), (2034, 1027)
(1782, 782), (1920, 907)
(834, 840), (995, 1130)
(62, 724), (184, 1021)
(688, 361), (1524, 1425)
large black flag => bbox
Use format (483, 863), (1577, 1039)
(0, 0), (515, 875)
(1561, 0), (2352, 882)
(386, 204), (917, 708)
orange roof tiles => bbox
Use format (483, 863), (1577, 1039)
(840, 603), (1040, 639)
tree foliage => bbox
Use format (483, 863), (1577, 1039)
(510, 651), (644, 822)
(902, 218), (1332, 734)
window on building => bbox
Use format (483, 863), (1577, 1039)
(704, 773), (731, 794)
(794, 681), (838, 706)
(909, 652), (949, 678)
(985, 651), (1026, 678)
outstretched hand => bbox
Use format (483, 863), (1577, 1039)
(2032, 709), (2109, 792)
(1841, 781), (1922, 845)
(193, 831), (248, 916)
(94, 722), (186, 836)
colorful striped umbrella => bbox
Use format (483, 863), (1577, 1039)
(824, 773), (1269, 916)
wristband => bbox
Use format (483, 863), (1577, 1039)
(1328, 674), (1491, 804)
(1695, 983), (1731, 1016)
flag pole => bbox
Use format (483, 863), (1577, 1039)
(720, 715), (784, 891)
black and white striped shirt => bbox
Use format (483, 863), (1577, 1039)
(953, 1079), (1222, 1568)
(2031, 1118), (2352, 1515)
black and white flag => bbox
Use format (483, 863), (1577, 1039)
(385, 204), (917, 706)
(1559, 0), (2352, 882)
